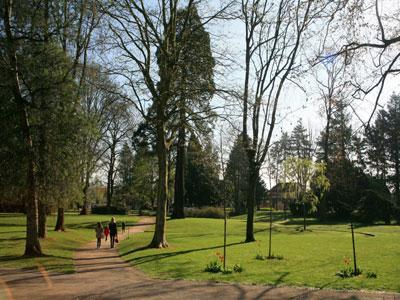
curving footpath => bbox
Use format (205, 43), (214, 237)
(0, 217), (399, 300)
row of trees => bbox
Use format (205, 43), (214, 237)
(0, 0), (136, 255)
(1, 0), (399, 254)
(268, 93), (400, 223)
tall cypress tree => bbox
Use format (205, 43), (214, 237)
(225, 134), (249, 215)
(290, 119), (312, 159)
(172, 5), (215, 218)
(185, 134), (220, 208)
(366, 94), (400, 221)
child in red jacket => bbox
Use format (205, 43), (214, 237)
(104, 225), (110, 241)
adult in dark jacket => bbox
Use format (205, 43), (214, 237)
(108, 217), (118, 248)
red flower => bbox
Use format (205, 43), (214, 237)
(343, 257), (351, 266)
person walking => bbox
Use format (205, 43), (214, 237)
(109, 217), (118, 248)
(95, 222), (104, 249)
(104, 225), (109, 241)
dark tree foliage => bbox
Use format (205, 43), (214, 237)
(172, 5), (216, 219)
(365, 94), (400, 222)
(185, 134), (220, 208)
(0, 75), (26, 212)
(225, 134), (249, 214)
(225, 134), (267, 215)
(323, 159), (368, 219)
(316, 100), (355, 219)
(290, 119), (312, 159)
(312, 94), (399, 222)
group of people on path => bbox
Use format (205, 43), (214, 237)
(95, 217), (126, 249)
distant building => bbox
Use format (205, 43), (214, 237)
(263, 182), (297, 209)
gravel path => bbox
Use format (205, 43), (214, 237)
(0, 217), (399, 300)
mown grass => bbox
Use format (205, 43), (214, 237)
(119, 212), (400, 292)
(0, 213), (139, 273)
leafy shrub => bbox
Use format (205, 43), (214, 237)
(233, 264), (244, 273)
(335, 267), (353, 278)
(222, 268), (233, 274)
(289, 200), (313, 217)
(185, 207), (225, 219)
(204, 261), (222, 273)
(336, 267), (362, 278)
(91, 205), (127, 215)
(336, 256), (363, 278)
(366, 271), (377, 279)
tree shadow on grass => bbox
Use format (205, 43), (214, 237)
(286, 277), (352, 300)
(122, 241), (246, 266)
(253, 212), (287, 223)
(252, 272), (290, 300)
(0, 253), (70, 263)
(0, 237), (25, 242)
(0, 213), (25, 218)
(0, 223), (26, 227)
(279, 218), (349, 227)
(0, 230), (26, 235)
(77, 271), (292, 300)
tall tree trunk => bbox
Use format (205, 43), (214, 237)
(243, 12), (253, 242)
(303, 202), (307, 231)
(55, 207), (65, 231)
(37, 122), (47, 238)
(149, 120), (169, 248)
(395, 148), (400, 223)
(245, 156), (257, 243)
(38, 201), (47, 238)
(173, 125), (185, 219)
(81, 168), (90, 215)
(37, 0), (49, 240)
(3, 0), (42, 256)
(106, 144), (116, 208)
(22, 106), (42, 256)
(319, 110), (331, 220)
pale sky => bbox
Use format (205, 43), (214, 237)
(95, 0), (400, 186)
(205, 0), (400, 144)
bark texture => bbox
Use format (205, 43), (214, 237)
(54, 207), (65, 231)
(172, 125), (185, 219)
(3, 0), (42, 256)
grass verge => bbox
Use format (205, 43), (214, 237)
(119, 212), (400, 292)
(0, 213), (139, 273)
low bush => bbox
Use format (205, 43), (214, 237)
(233, 264), (244, 273)
(91, 206), (128, 215)
(184, 207), (225, 219)
(204, 261), (222, 273)
(336, 256), (362, 278)
(336, 267), (362, 278)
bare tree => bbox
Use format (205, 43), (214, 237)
(103, 102), (135, 208)
(79, 66), (118, 215)
(102, 0), (232, 248)
(240, 0), (345, 242)
(314, 56), (350, 164)
(2, 0), (42, 255)
(332, 0), (400, 127)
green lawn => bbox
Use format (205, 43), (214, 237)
(0, 213), (139, 273)
(119, 212), (400, 292)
